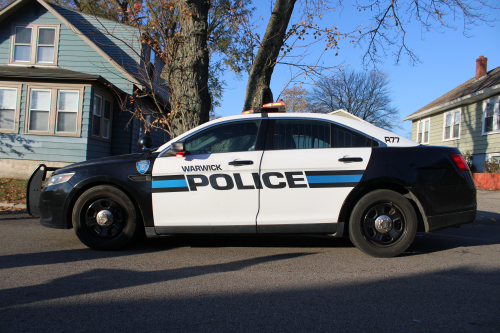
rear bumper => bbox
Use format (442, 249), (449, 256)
(426, 209), (476, 232)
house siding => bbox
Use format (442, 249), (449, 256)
(412, 94), (500, 170)
(0, 3), (136, 94)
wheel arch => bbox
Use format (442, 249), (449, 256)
(63, 178), (146, 231)
(337, 181), (429, 236)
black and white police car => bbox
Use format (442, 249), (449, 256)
(27, 102), (477, 257)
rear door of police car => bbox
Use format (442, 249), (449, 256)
(257, 116), (372, 232)
(151, 118), (266, 233)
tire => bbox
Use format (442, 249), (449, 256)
(72, 185), (140, 250)
(348, 189), (417, 258)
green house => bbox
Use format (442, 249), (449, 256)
(403, 56), (500, 172)
(0, 0), (168, 178)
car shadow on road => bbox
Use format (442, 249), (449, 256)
(0, 252), (315, 308)
(0, 265), (499, 332)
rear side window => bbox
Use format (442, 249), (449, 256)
(185, 120), (261, 155)
(274, 119), (331, 149)
(332, 124), (374, 147)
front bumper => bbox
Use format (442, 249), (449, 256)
(39, 182), (74, 229)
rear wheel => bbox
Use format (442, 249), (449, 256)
(72, 185), (140, 250)
(349, 189), (417, 258)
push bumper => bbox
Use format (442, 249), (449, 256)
(26, 164), (59, 218)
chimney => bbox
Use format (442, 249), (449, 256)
(476, 55), (488, 80)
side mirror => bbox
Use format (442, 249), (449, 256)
(138, 136), (153, 150)
(168, 141), (186, 156)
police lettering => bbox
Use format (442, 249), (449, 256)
(182, 165), (222, 172)
(185, 172), (308, 191)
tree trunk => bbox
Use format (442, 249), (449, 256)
(243, 0), (296, 111)
(162, 0), (211, 138)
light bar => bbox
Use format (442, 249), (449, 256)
(262, 101), (285, 108)
(241, 101), (286, 115)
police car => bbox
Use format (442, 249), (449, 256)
(27, 102), (477, 257)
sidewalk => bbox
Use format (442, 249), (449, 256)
(0, 202), (26, 211)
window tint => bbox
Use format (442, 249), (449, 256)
(331, 124), (372, 147)
(274, 120), (331, 149)
(185, 120), (261, 155)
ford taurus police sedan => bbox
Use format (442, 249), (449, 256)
(27, 103), (477, 257)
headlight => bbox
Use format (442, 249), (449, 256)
(46, 173), (75, 187)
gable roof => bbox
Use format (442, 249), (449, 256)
(328, 109), (369, 123)
(0, 0), (144, 90)
(403, 65), (500, 121)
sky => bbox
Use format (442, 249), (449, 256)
(213, 1), (500, 139)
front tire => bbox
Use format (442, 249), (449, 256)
(349, 190), (417, 258)
(72, 185), (140, 250)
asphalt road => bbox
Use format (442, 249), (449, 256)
(1, 191), (499, 333)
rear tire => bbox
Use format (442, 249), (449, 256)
(72, 185), (140, 250)
(349, 189), (417, 258)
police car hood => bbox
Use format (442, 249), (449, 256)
(55, 153), (147, 174)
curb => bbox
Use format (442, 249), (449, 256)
(0, 202), (26, 208)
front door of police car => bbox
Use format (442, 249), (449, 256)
(152, 119), (263, 233)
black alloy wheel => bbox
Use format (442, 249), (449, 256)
(73, 185), (140, 250)
(349, 189), (417, 258)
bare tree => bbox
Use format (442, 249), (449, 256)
(308, 69), (400, 130)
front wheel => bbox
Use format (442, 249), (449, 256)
(72, 185), (140, 250)
(349, 190), (417, 258)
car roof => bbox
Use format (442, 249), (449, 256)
(155, 113), (418, 152)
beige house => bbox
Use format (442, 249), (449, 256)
(403, 56), (500, 171)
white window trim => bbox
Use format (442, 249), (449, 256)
(442, 108), (461, 141)
(416, 118), (430, 144)
(9, 23), (60, 66)
(25, 84), (84, 137)
(482, 96), (500, 135)
(0, 83), (22, 134)
(91, 91), (113, 141)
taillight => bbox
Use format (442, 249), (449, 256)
(451, 154), (469, 171)
(176, 152), (185, 158)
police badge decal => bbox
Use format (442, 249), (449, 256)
(136, 160), (150, 174)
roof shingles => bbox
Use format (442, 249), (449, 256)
(406, 66), (500, 119)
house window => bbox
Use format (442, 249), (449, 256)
(417, 118), (430, 144)
(10, 24), (59, 65)
(28, 89), (51, 132)
(56, 91), (79, 133)
(444, 109), (461, 140)
(0, 87), (19, 132)
(26, 85), (82, 136)
(92, 94), (112, 140)
(483, 97), (499, 134)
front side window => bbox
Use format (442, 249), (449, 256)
(185, 120), (261, 155)
(0, 87), (18, 131)
(444, 109), (461, 140)
(11, 24), (58, 65)
(92, 94), (113, 140)
(26, 86), (81, 136)
(483, 97), (499, 134)
(417, 118), (430, 144)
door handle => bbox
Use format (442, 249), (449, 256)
(338, 157), (363, 162)
(228, 160), (254, 166)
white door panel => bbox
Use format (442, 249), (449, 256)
(152, 151), (262, 227)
